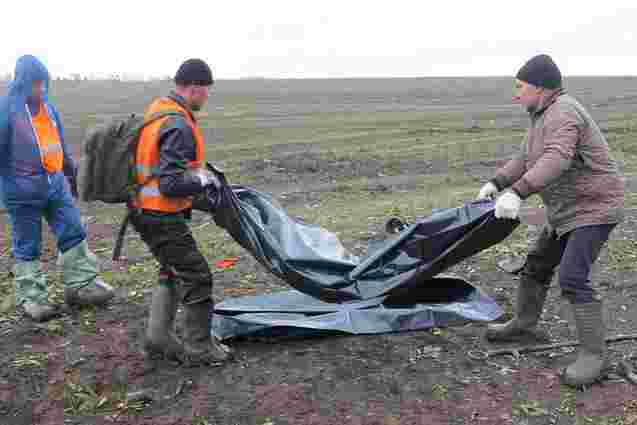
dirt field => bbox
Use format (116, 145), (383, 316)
(1, 77), (636, 425)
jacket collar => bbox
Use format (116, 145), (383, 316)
(168, 91), (196, 122)
(531, 88), (566, 118)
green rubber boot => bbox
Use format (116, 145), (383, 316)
(181, 299), (232, 366)
(561, 301), (608, 387)
(486, 277), (549, 341)
(143, 282), (185, 361)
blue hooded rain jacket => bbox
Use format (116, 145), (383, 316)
(0, 55), (85, 261)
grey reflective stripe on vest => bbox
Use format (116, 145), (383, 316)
(136, 164), (160, 178)
(40, 144), (63, 155)
(139, 186), (161, 197)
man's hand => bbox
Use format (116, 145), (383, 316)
(495, 191), (522, 219)
(194, 169), (220, 189)
(476, 182), (499, 200)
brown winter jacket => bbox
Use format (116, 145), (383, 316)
(492, 89), (625, 236)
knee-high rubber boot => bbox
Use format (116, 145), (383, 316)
(181, 299), (232, 366)
(486, 276), (549, 341)
(561, 301), (608, 386)
(143, 283), (184, 361)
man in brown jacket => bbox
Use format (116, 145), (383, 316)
(477, 54), (625, 386)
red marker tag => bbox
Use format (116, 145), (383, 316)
(215, 257), (240, 269)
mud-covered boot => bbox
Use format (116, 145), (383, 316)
(62, 240), (115, 306)
(182, 299), (232, 366)
(14, 261), (61, 322)
(64, 279), (114, 306)
(143, 283), (184, 361)
(561, 301), (608, 387)
(486, 277), (549, 341)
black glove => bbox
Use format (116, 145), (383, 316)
(192, 184), (222, 213)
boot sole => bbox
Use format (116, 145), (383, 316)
(485, 328), (550, 343)
(143, 338), (184, 363)
(178, 350), (230, 367)
(143, 346), (229, 367)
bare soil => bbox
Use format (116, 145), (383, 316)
(0, 78), (636, 425)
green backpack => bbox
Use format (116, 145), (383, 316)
(79, 111), (185, 260)
(79, 111), (185, 204)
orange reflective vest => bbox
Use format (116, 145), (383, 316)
(29, 104), (64, 173)
(135, 97), (204, 213)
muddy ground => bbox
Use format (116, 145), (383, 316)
(0, 78), (636, 425)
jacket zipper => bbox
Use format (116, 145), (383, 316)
(26, 103), (51, 184)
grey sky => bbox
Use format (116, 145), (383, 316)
(2, 0), (636, 79)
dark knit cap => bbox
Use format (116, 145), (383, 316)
(175, 58), (213, 86)
(516, 54), (562, 89)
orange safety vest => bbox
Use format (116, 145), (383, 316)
(135, 97), (204, 213)
(29, 104), (64, 173)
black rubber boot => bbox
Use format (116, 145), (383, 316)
(143, 284), (184, 361)
(486, 277), (549, 341)
(561, 301), (608, 387)
(181, 299), (232, 366)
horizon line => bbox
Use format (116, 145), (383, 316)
(3, 74), (637, 82)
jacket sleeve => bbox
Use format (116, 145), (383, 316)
(512, 109), (579, 199)
(491, 139), (527, 191)
(0, 99), (9, 169)
(157, 118), (205, 197)
(49, 104), (78, 197)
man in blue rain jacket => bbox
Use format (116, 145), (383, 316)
(0, 55), (114, 321)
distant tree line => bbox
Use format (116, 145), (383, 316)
(0, 72), (173, 82)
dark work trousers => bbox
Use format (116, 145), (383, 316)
(130, 210), (212, 305)
(521, 223), (616, 304)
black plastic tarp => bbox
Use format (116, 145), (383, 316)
(212, 275), (504, 340)
(207, 167), (519, 301)
(205, 166), (519, 339)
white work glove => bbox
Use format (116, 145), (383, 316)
(476, 181), (499, 200)
(194, 169), (219, 188)
(494, 191), (522, 219)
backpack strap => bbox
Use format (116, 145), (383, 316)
(138, 110), (186, 134)
(112, 110), (186, 261)
(112, 210), (133, 261)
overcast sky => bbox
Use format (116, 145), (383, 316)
(2, 1), (637, 79)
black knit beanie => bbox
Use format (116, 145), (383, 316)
(175, 58), (214, 86)
(516, 54), (562, 89)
